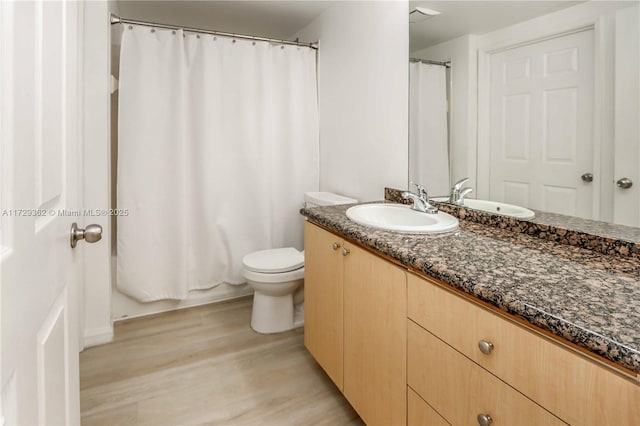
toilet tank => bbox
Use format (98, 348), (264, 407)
(304, 192), (357, 208)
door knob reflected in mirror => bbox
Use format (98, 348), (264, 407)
(616, 178), (633, 189)
(70, 223), (103, 248)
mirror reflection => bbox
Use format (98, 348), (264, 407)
(408, 1), (640, 227)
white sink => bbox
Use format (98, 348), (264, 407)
(432, 198), (535, 220)
(346, 203), (459, 234)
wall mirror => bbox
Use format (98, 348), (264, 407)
(408, 1), (639, 228)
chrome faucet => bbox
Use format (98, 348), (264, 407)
(403, 182), (439, 214)
(449, 177), (473, 205)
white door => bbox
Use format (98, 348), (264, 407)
(489, 30), (595, 218)
(1, 1), (83, 424)
(613, 5), (640, 227)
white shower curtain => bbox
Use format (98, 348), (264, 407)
(117, 26), (319, 302)
(409, 62), (449, 196)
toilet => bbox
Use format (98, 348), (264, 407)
(242, 192), (357, 334)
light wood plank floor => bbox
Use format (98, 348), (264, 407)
(80, 296), (363, 425)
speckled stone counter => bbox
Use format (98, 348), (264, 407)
(384, 187), (640, 259)
(301, 203), (640, 376)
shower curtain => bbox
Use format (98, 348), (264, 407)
(117, 26), (319, 302)
(409, 62), (449, 197)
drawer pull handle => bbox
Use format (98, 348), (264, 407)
(478, 340), (494, 355)
(477, 413), (493, 426)
(332, 242), (341, 250)
(342, 248), (350, 256)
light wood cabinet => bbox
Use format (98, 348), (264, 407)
(305, 222), (639, 426)
(343, 242), (407, 426)
(408, 321), (565, 425)
(408, 272), (640, 426)
(408, 388), (449, 426)
(304, 222), (407, 426)
(303, 221), (344, 389)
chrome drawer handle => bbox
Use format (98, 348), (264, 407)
(332, 242), (341, 250)
(477, 413), (493, 426)
(478, 340), (494, 355)
(342, 248), (350, 256)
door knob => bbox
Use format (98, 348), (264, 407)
(581, 173), (593, 182)
(342, 248), (350, 256)
(616, 178), (633, 189)
(332, 242), (341, 250)
(70, 222), (102, 248)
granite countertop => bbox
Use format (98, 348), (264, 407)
(301, 203), (640, 376)
(530, 210), (640, 246)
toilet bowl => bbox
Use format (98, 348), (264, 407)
(242, 192), (357, 334)
(242, 247), (305, 334)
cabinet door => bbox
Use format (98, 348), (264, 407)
(303, 222), (344, 389)
(343, 242), (407, 426)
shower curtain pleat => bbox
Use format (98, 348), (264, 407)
(409, 62), (450, 197)
(117, 27), (319, 302)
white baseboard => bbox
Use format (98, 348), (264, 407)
(83, 326), (114, 349)
(112, 285), (253, 322)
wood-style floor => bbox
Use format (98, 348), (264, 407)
(80, 296), (363, 425)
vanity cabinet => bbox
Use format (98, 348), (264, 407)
(304, 220), (639, 426)
(304, 221), (344, 389)
(407, 273), (640, 426)
(304, 222), (407, 426)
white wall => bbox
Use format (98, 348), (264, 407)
(293, 1), (409, 201)
(81, 0), (115, 347)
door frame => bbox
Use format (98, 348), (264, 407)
(475, 4), (622, 222)
(80, 1), (115, 349)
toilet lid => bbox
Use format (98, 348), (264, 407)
(242, 247), (304, 273)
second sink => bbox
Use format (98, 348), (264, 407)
(432, 197), (535, 219)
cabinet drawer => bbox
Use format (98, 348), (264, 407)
(408, 273), (640, 425)
(408, 387), (449, 426)
(408, 321), (565, 426)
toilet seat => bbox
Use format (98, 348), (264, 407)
(242, 247), (304, 273)
(242, 266), (305, 284)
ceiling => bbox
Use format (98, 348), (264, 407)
(410, 1), (584, 52)
(114, 0), (335, 40)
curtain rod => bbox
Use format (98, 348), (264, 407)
(109, 14), (319, 50)
(410, 58), (451, 68)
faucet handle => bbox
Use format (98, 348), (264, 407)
(459, 187), (473, 200)
(409, 181), (428, 199)
(452, 177), (469, 191)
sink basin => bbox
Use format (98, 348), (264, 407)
(433, 198), (535, 219)
(346, 203), (459, 234)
